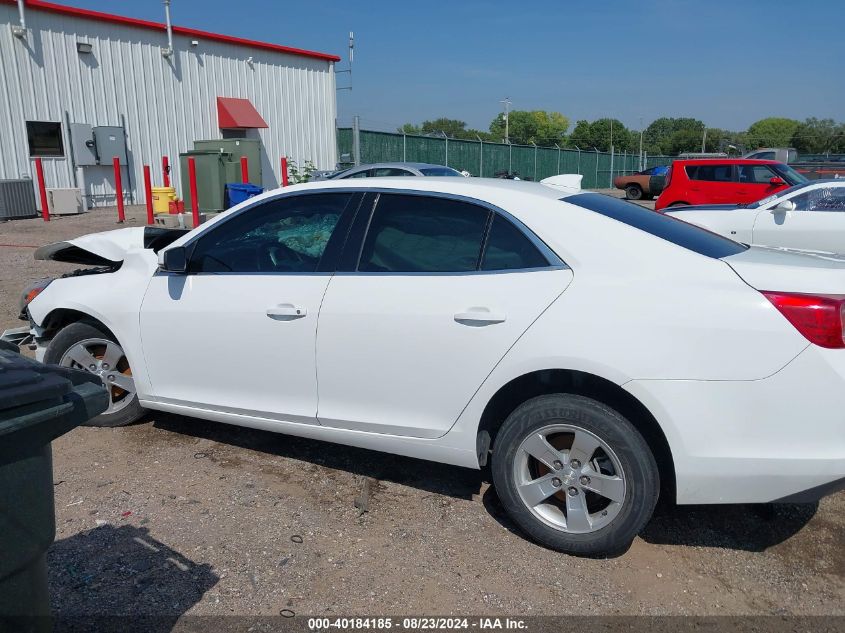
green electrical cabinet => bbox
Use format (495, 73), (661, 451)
(193, 139), (262, 185)
(179, 150), (233, 213)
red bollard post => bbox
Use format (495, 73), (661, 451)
(143, 165), (154, 225)
(188, 156), (200, 228)
(240, 156), (249, 183)
(34, 158), (50, 222)
(280, 157), (289, 187)
(113, 157), (125, 223)
(162, 155), (170, 187)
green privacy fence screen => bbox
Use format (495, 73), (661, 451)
(337, 128), (677, 189)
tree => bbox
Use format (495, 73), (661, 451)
(566, 118), (633, 152)
(643, 117), (706, 155)
(791, 118), (845, 154)
(488, 110), (569, 146)
(746, 117), (800, 149)
(420, 118), (470, 138)
(398, 123), (421, 135)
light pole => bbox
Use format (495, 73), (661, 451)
(500, 97), (511, 144)
(638, 117), (644, 171)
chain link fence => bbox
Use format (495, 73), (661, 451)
(337, 128), (677, 189)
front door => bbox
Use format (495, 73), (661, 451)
(316, 193), (573, 439)
(753, 185), (845, 253)
(139, 192), (358, 422)
(736, 164), (783, 205)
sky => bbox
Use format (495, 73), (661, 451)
(53, 0), (845, 133)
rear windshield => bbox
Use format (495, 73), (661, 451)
(419, 167), (463, 177)
(564, 193), (748, 258)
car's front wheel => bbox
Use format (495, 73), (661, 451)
(491, 394), (659, 557)
(44, 322), (145, 427)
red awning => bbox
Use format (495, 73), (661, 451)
(217, 97), (269, 129)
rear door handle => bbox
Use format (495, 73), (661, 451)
(266, 304), (307, 319)
(454, 309), (506, 325)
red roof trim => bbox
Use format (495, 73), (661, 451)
(4, 0), (341, 62)
(217, 97), (269, 129)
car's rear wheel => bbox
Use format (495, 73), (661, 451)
(491, 394), (659, 557)
(44, 322), (144, 427)
(625, 184), (643, 200)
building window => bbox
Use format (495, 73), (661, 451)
(26, 121), (64, 157)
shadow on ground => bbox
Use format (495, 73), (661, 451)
(153, 413), (817, 555)
(152, 413), (483, 500)
(47, 524), (218, 632)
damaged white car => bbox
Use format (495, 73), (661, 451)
(5, 178), (845, 556)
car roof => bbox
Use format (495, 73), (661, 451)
(673, 158), (781, 165)
(346, 162), (451, 170)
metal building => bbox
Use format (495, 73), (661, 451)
(0, 0), (339, 209)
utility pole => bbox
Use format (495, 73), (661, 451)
(639, 117), (644, 171)
(701, 128), (707, 153)
(500, 97), (512, 144)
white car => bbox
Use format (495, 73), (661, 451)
(5, 179), (845, 556)
(665, 179), (845, 253)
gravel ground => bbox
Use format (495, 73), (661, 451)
(0, 204), (842, 620)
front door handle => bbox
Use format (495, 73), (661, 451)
(266, 304), (307, 319)
(454, 309), (506, 325)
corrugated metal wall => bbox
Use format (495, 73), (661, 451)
(0, 5), (337, 207)
(338, 129), (677, 189)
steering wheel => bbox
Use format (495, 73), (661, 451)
(257, 241), (307, 272)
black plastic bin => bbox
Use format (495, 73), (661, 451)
(0, 347), (108, 627)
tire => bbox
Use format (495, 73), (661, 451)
(491, 394), (659, 557)
(625, 184), (643, 200)
(44, 322), (145, 427)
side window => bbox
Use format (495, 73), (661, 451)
(481, 215), (550, 271)
(738, 165), (776, 183)
(686, 164), (734, 182)
(371, 167), (413, 177)
(748, 151), (776, 160)
(188, 193), (351, 273)
(358, 194), (488, 273)
(790, 187), (845, 212)
(342, 170), (370, 179)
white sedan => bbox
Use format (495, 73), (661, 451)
(5, 179), (845, 556)
(665, 179), (845, 253)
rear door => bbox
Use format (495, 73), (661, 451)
(686, 163), (736, 203)
(315, 192), (573, 438)
(753, 185), (845, 253)
(736, 164), (783, 204)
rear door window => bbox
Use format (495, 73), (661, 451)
(685, 164), (735, 182)
(481, 215), (550, 271)
(358, 194), (489, 272)
(372, 167), (414, 177)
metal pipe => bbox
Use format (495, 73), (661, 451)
(35, 159), (50, 222)
(113, 157), (126, 223)
(143, 166), (154, 225)
(162, 0), (174, 57)
(12, 0), (26, 38)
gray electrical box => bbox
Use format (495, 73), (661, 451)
(93, 126), (126, 165)
(69, 123), (97, 167)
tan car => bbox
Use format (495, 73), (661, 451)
(612, 166), (666, 200)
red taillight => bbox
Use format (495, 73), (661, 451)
(762, 291), (845, 349)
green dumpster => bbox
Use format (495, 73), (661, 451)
(0, 347), (109, 627)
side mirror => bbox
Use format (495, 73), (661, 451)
(773, 200), (796, 212)
(162, 246), (188, 273)
(769, 176), (786, 186)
